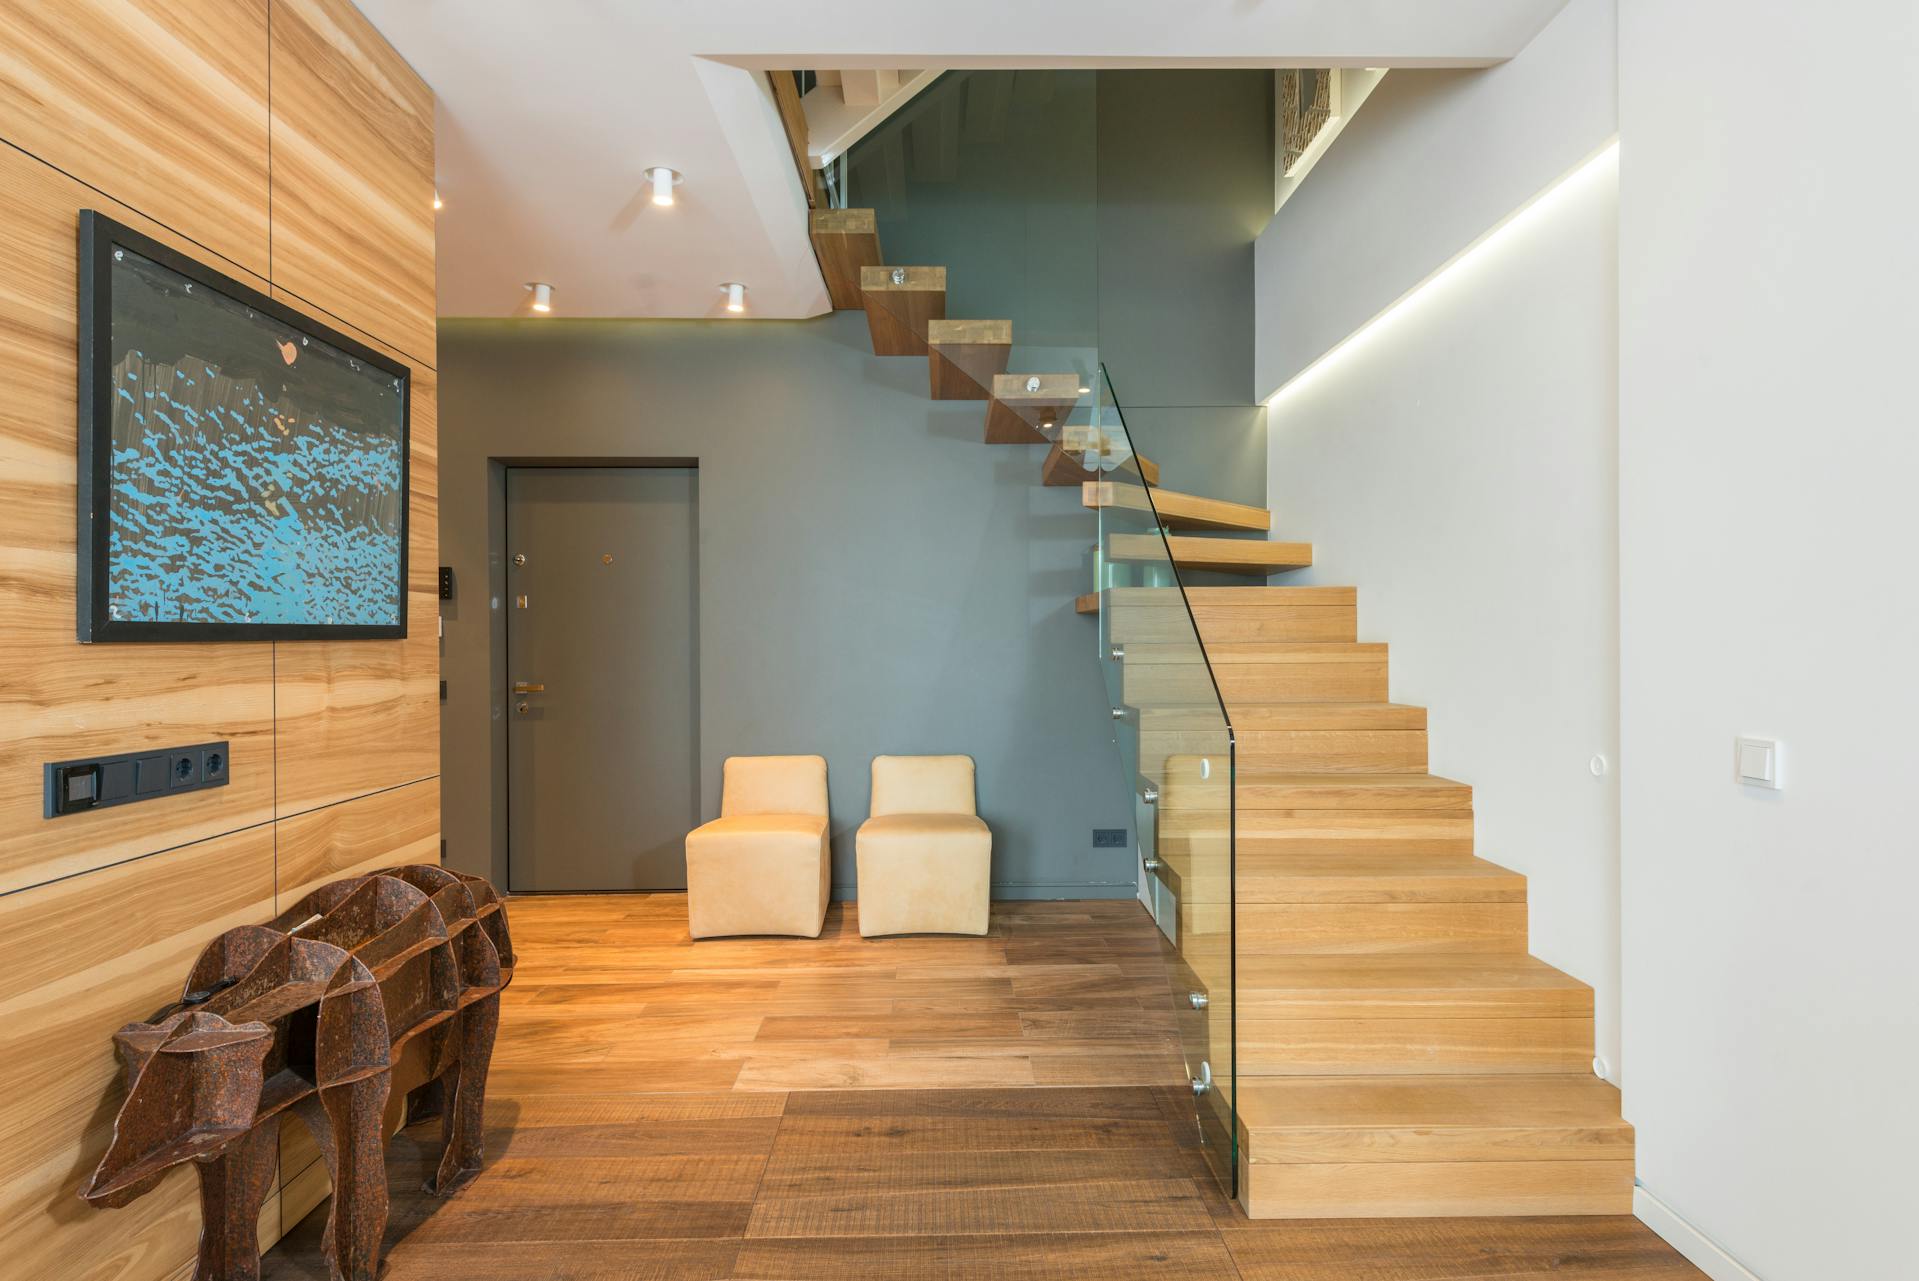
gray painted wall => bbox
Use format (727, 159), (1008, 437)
(1098, 70), (1273, 512)
(438, 72), (1274, 897)
(439, 314), (1139, 898)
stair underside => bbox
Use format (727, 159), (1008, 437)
(860, 265), (946, 355)
(808, 208), (882, 309)
(928, 319), (1012, 399)
(985, 372), (1081, 443)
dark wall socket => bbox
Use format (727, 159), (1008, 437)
(1093, 828), (1129, 848)
(45, 740), (230, 818)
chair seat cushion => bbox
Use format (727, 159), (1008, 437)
(855, 812), (991, 937)
(689, 814), (829, 846)
(857, 813), (990, 842)
(685, 813), (830, 938)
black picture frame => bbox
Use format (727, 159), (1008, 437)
(77, 210), (411, 643)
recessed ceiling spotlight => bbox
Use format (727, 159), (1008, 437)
(645, 166), (684, 207)
(527, 282), (554, 314)
(720, 282), (747, 314)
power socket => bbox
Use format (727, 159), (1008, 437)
(1092, 828), (1128, 848)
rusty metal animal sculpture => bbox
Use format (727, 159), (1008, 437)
(80, 864), (514, 1281)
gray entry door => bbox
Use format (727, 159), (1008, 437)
(506, 467), (698, 891)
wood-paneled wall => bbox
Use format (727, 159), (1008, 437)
(0, 3), (437, 1277)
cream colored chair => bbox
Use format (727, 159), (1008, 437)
(685, 755), (830, 939)
(855, 755), (991, 937)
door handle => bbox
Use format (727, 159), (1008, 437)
(513, 682), (545, 694)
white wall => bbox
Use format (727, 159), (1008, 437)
(1255, 0), (1622, 1070)
(1264, 147), (1623, 1073)
(1618, 2), (1919, 1278)
(1254, 0), (1616, 397)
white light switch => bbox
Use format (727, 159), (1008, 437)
(1736, 736), (1781, 790)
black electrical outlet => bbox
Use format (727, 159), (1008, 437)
(45, 740), (230, 818)
(439, 565), (454, 600)
(1093, 828), (1129, 848)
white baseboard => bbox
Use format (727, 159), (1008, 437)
(1635, 1185), (1763, 1281)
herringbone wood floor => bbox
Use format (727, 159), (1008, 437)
(262, 895), (1705, 1279)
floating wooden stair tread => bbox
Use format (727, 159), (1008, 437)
(1041, 441), (1159, 488)
(859, 265), (947, 355)
(1235, 1075), (1634, 1218)
(1107, 533), (1311, 574)
(1122, 642), (1390, 709)
(1235, 854), (1526, 905)
(1237, 954), (1590, 1017)
(986, 372), (1081, 444)
(808, 208), (882, 310)
(1083, 482), (1272, 532)
(1084, 585), (1360, 644)
(1216, 703), (1428, 731)
(1166, 767), (1473, 812)
(927, 318), (1012, 400)
(1136, 704), (1431, 776)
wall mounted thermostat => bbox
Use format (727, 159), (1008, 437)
(45, 741), (230, 818)
(1735, 736), (1782, 790)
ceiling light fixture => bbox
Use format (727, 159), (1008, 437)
(645, 166), (684, 207)
(720, 282), (747, 314)
(527, 282), (554, 314)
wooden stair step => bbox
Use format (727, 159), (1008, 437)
(986, 372), (1082, 443)
(860, 265), (946, 355)
(1235, 852), (1523, 904)
(1236, 1075), (1634, 1218)
(927, 318), (1012, 399)
(1217, 703), (1426, 731)
(1108, 533), (1312, 575)
(1122, 643), (1388, 707)
(1082, 482), (1272, 533)
(1042, 440), (1160, 488)
(1237, 954), (1591, 1019)
(1237, 898), (1528, 958)
(1136, 728), (1427, 782)
(808, 208), (882, 310)
(1162, 809), (1477, 853)
(1086, 586), (1360, 643)
(1240, 771), (1472, 813)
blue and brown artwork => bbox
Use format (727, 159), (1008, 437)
(105, 248), (406, 627)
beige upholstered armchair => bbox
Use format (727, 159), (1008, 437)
(855, 755), (992, 937)
(685, 755), (831, 939)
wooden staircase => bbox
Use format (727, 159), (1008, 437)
(809, 208), (1635, 1219)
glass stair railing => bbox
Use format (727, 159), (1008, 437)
(1085, 365), (1237, 1189)
(834, 70), (1237, 1197)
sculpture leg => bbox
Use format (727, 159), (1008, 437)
(192, 1124), (278, 1281)
(307, 1073), (390, 1281)
(428, 997), (500, 1195)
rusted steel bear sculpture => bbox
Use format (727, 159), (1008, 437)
(80, 864), (514, 1281)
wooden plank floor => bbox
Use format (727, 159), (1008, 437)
(262, 895), (1705, 1280)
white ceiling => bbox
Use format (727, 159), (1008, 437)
(356, 0), (1572, 321)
